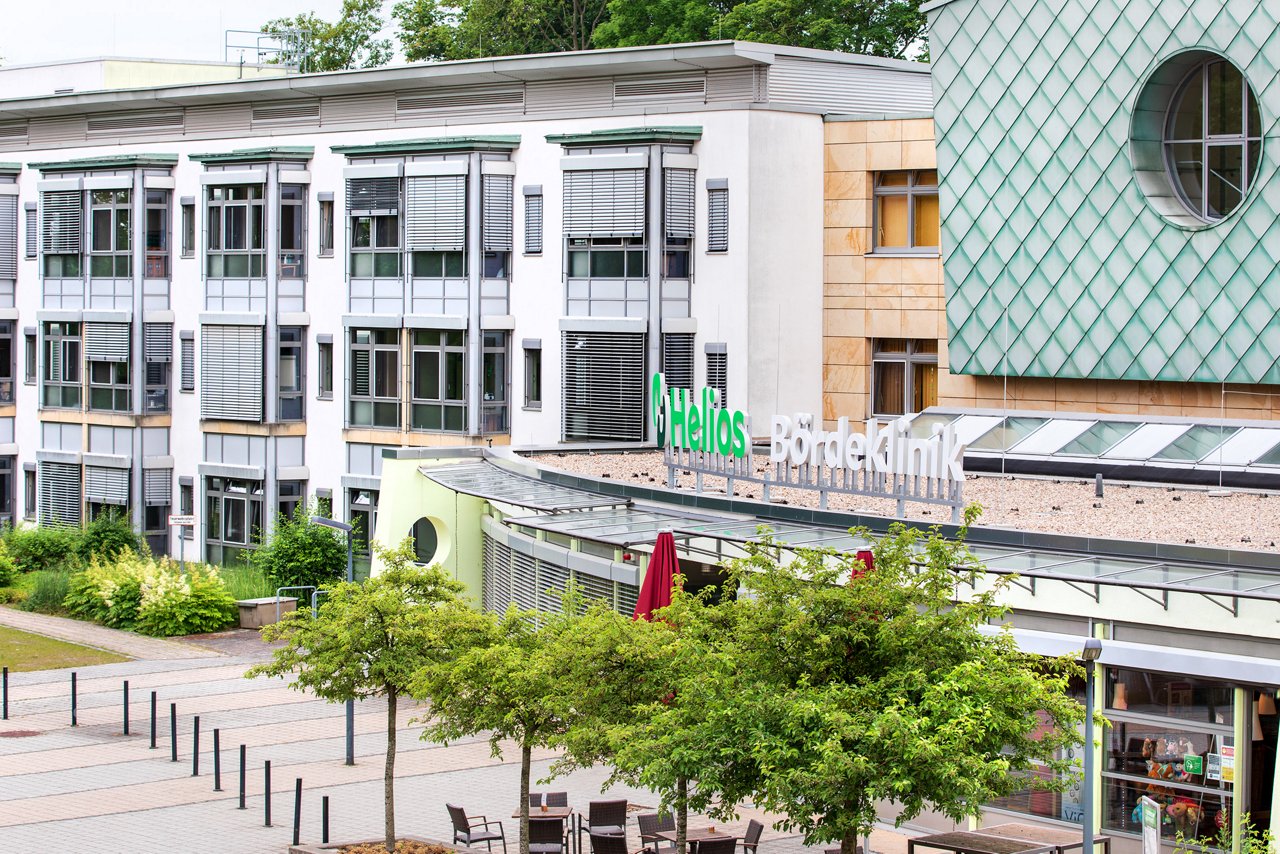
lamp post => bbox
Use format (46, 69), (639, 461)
(312, 515), (355, 766)
(1081, 638), (1103, 854)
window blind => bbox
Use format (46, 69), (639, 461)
(482, 532), (514, 613)
(0, 196), (17, 278)
(661, 333), (695, 394)
(39, 461), (81, 527)
(482, 174), (514, 252)
(562, 170), (646, 238)
(351, 349), (370, 397)
(24, 203), (35, 260)
(346, 177), (400, 216)
(663, 169), (695, 240)
(200, 325), (263, 421)
(84, 322), (130, 362)
(41, 190), (82, 254)
(180, 333), (195, 392)
(405, 175), (466, 251)
(523, 187), (543, 254)
(707, 185), (729, 252)
(707, 349), (728, 406)
(144, 469), (172, 506)
(561, 331), (646, 442)
(144, 323), (173, 363)
(85, 466), (129, 506)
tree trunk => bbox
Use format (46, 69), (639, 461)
(676, 776), (688, 854)
(841, 828), (860, 854)
(520, 741), (532, 854)
(386, 686), (398, 853)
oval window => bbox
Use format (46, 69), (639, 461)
(409, 517), (439, 565)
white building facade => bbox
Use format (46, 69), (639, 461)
(0, 42), (931, 566)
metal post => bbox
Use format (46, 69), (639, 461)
(70, 672), (77, 726)
(192, 715), (200, 776)
(179, 529), (186, 576)
(170, 703), (178, 762)
(3, 665), (8, 720)
(213, 728), (222, 791)
(1083, 658), (1096, 854)
(264, 760), (272, 827)
(322, 795), (330, 844)
(293, 778), (303, 845)
(122, 681), (129, 735)
(345, 532), (354, 766)
(150, 691), (157, 748)
(239, 744), (247, 809)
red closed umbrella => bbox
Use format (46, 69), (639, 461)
(634, 530), (681, 620)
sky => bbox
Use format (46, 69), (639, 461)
(1, 0), (378, 67)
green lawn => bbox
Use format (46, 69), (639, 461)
(0, 625), (129, 672)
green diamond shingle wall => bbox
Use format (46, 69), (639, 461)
(926, 0), (1280, 385)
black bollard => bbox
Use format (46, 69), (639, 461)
(1096, 473), (1104, 498)
(213, 729), (222, 792)
(238, 744), (246, 809)
(122, 681), (129, 735)
(264, 760), (272, 827)
(70, 672), (77, 727)
(170, 703), (178, 762)
(2, 665), (8, 720)
(292, 778), (302, 845)
(149, 691), (157, 749)
(322, 795), (330, 844)
(192, 715), (200, 776)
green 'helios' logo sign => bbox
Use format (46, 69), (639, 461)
(652, 372), (751, 458)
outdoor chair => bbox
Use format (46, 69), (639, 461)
(448, 803), (508, 853)
(529, 817), (567, 854)
(590, 832), (631, 854)
(585, 799), (628, 836)
(698, 839), (738, 854)
(740, 820), (764, 854)
(546, 792), (569, 807)
(637, 813), (677, 854)
(530, 793), (544, 808)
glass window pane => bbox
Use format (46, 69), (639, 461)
(913, 194), (940, 247)
(351, 252), (372, 277)
(1166, 142), (1204, 215)
(1207, 60), (1243, 136)
(445, 352), (465, 400)
(911, 362), (936, 412)
(207, 205), (220, 249)
(1153, 425), (1239, 461)
(413, 350), (440, 400)
(353, 218), (371, 248)
(878, 171), (909, 187)
(873, 362), (905, 416)
(224, 254), (248, 278)
(280, 204), (301, 251)
(914, 170), (938, 186)
(250, 204), (263, 250)
(374, 350), (398, 398)
(591, 250), (625, 278)
(226, 206), (246, 250)
(224, 497), (246, 544)
(1206, 144), (1244, 218)
(413, 251), (441, 277)
(568, 251), (589, 277)
(444, 251), (465, 277)
(969, 417), (1048, 451)
(1169, 68), (1204, 140)
(876, 195), (909, 248)
(1059, 422), (1139, 457)
(373, 252), (400, 278)
(91, 209), (112, 252)
(146, 207), (166, 252)
(116, 208), (130, 251)
(374, 216), (398, 248)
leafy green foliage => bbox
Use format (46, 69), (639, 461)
(79, 510), (140, 562)
(248, 502), (348, 591)
(249, 540), (488, 854)
(64, 553), (236, 636)
(218, 562), (276, 601)
(262, 0), (393, 72)
(394, 0), (610, 60)
(17, 570), (71, 614)
(1175, 814), (1275, 854)
(0, 537), (17, 587)
(6, 524), (83, 574)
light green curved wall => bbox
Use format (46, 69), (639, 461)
(927, 0), (1280, 385)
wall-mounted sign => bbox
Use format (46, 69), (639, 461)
(1183, 754), (1204, 775)
(652, 373), (750, 459)
(769, 414), (965, 482)
(1206, 752), (1222, 781)
(1221, 745), (1235, 783)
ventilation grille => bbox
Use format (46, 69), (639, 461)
(397, 85), (525, 116)
(482, 533), (514, 613)
(661, 333), (695, 394)
(614, 76), (706, 100)
(707, 351), (728, 406)
(0, 123), (27, 143)
(251, 100), (320, 128)
(561, 331), (646, 442)
(87, 110), (183, 136)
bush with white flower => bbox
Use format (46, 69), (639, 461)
(65, 552), (237, 636)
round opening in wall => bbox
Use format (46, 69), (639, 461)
(1131, 51), (1263, 227)
(409, 517), (439, 565)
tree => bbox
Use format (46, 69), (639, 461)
(393, 0), (611, 61)
(716, 512), (1085, 854)
(262, 0), (394, 72)
(79, 509), (139, 562)
(248, 540), (489, 853)
(248, 502), (347, 591)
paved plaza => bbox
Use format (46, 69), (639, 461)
(0, 623), (916, 854)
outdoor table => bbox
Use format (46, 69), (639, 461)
(517, 807), (576, 854)
(907, 830), (1058, 854)
(979, 823), (1112, 854)
(657, 827), (737, 850)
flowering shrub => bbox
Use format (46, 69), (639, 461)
(64, 553), (237, 637)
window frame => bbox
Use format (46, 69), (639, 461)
(278, 326), (305, 421)
(871, 338), (939, 418)
(318, 197), (334, 257)
(87, 358), (131, 413)
(205, 184), (266, 279)
(41, 321), (82, 410)
(481, 331), (509, 434)
(180, 201), (195, 258)
(0, 321), (15, 404)
(409, 329), (467, 433)
(23, 465), (35, 521)
(348, 328), (401, 429)
(88, 189), (132, 279)
(349, 213), (402, 278)
(317, 339), (334, 400)
(204, 476), (264, 566)
(278, 184), (306, 279)
(23, 330), (35, 385)
(872, 170), (940, 255)
(144, 189), (170, 278)
(523, 345), (542, 410)
(566, 236), (648, 280)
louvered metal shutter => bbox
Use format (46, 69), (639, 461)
(144, 323), (173, 363)
(663, 169), (695, 240)
(145, 469), (172, 506)
(201, 325), (263, 420)
(24, 204), (36, 259)
(41, 191), (82, 253)
(661, 333), (695, 394)
(84, 322), (130, 362)
(39, 461), (81, 527)
(405, 175), (466, 251)
(707, 186), (729, 252)
(180, 335), (195, 391)
(571, 570), (614, 613)
(346, 177), (400, 216)
(482, 533), (514, 613)
(538, 562), (569, 615)
(561, 331), (647, 442)
(524, 190), (543, 254)
(512, 550), (537, 611)
(562, 170), (646, 237)
(351, 349), (370, 397)
(0, 196), (17, 278)
(85, 466), (129, 506)
(616, 580), (639, 618)
(481, 174), (514, 252)
(707, 351), (728, 406)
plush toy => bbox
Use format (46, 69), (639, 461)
(1167, 799), (1202, 835)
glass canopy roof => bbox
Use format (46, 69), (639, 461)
(419, 462), (629, 511)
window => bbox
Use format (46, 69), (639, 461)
(201, 325), (264, 421)
(143, 323), (172, 414)
(42, 322), (81, 409)
(348, 176), (401, 278)
(179, 478), (194, 539)
(206, 184), (265, 278)
(317, 337), (333, 399)
(873, 170), (939, 252)
(349, 328), (400, 428)
(411, 251), (465, 278)
(409, 517), (438, 564)
(89, 189), (132, 278)
(662, 334), (695, 397)
(0, 457), (14, 525)
(872, 338), (938, 417)
(180, 331), (195, 392)
(523, 344), (542, 409)
(523, 186), (543, 255)
(410, 329), (465, 432)
(561, 330), (647, 442)
(1164, 58), (1262, 222)
(278, 480), (304, 520)
(0, 195), (16, 283)
(707, 180), (728, 252)
(481, 173), (513, 279)
(24, 203), (35, 260)
(318, 197), (334, 256)
(144, 190), (169, 277)
(279, 184), (305, 278)
(663, 167), (694, 278)
(41, 190), (83, 277)
(23, 465), (34, 520)
(143, 505), (168, 556)
(349, 487), (378, 577)
(205, 477), (264, 566)
(706, 345), (727, 407)
(23, 329), (34, 384)
(482, 331), (508, 434)
(88, 360), (130, 412)
(180, 200), (194, 257)
(567, 237), (647, 278)
(0, 322), (14, 404)
(278, 327), (304, 421)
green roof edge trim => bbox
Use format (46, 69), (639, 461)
(545, 126), (703, 145)
(0, 163), (21, 175)
(31, 153), (180, 172)
(189, 146), (316, 164)
(331, 136), (521, 156)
